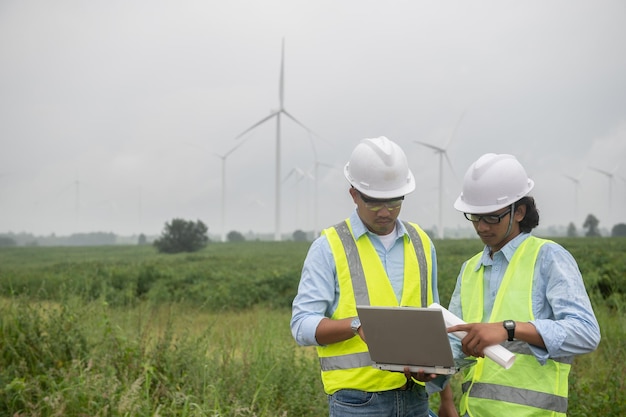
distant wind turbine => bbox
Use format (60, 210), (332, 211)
(234, 38), (318, 241)
(414, 111), (466, 239)
(185, 138), (252, 242)
(214, 138), (253, 242)
(588, 165), (618, 223)
(563, 173), (582, 222)
(283, 167), (315, 230)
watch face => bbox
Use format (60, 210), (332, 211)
(351, 318), (361, 333)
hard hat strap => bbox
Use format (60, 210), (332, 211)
(500, 202), (516, 243)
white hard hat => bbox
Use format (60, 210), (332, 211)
(344, 136), (415, 199)
(454, 153), (534, 213)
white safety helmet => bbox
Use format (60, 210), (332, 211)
(454, 153), (534, 214)
(344, 136), (415, 199)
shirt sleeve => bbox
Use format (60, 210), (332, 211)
(447, 264), (466, 360)
(430, 242), (441, 305)
(290, 236), (337, 346)
(529, 243), (601, 362)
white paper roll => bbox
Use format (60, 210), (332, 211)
(429, 303), (516, 369)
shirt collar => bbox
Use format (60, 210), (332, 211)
(349, 210), (407, 241)
(474, 232), (531, 270)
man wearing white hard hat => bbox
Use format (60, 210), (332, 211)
(291, 137), (449, 417)
(441, 153), (600, 417)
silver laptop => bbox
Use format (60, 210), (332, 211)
(356, 305), (475, 375)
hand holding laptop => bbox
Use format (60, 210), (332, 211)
(428, 303), (516, 369)
(403, 366), (438, 383)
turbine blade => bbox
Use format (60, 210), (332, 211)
(282, 109), (321, 157)
(223, 134), (253, 158)
(444, 109), (468, 148)
(317, 161), (335, 169)
(235, 112), (278, 140)
(611, 163), (620, 174)
(282, 110), (316, 135)
(283, 109), (334, 152)
(443, 152), (460, 184)
(283, 168), (297, 182)
(589, 166), (613, 178)
(414, 140), (444, 153)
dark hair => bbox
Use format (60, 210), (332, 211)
(517, 196), (539, 232)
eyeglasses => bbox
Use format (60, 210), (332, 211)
(464, 208), (512, 224)
(359, 192), (404, 212)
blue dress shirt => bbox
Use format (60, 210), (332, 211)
(448, 232), (601, 364)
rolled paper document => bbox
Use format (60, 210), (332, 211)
(429, 303), (516, 369)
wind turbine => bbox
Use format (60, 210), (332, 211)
(234, 38), (318, 241)
(563, 173), (582, 223)
(214, 138), (253, 242)
(283, 167), (314, 230)
(185, 139), (251, 243)
(588, 165), (618, 223)
(414, 111), (466, 239)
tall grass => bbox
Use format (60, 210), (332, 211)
(1, 238), (625, 415)
(0, 298), (326, 416)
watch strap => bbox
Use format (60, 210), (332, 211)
(503, 320), (515, 341)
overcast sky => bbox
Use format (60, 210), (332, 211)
(1, 1), (625, 240)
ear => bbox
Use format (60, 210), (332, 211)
(514, 204), (527, 222)
(349, 187), (359, 204)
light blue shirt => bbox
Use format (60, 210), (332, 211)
(448, 232), (601, 365)
(290, 210), (440, 347)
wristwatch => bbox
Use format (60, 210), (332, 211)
(503, 320), (516, 341)
(350, 317), (361, 335)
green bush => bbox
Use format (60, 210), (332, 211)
(153, 218), (209, 254)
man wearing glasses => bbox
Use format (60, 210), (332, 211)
(441, 153), (600, 417)
(291, 137), (449, 417)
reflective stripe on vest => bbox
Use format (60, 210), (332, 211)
(461, 382), (568, 414)
(316, 219), (434, 394)
(459, 236), (570, 417)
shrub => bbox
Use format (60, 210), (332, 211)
(227, 230), (245, 242)
(153, 218), (208, 254)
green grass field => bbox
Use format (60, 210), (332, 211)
(0, 238), (624, 416)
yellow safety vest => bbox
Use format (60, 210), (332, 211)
(459, 236), (571, 417)
(316, 219), (434, 394)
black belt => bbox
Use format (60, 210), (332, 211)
(394, 378), (417, 391)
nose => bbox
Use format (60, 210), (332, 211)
(475, 218), (491, 231)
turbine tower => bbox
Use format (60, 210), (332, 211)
(234, 38), (317, 241)
(414, 111), (466, 239)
